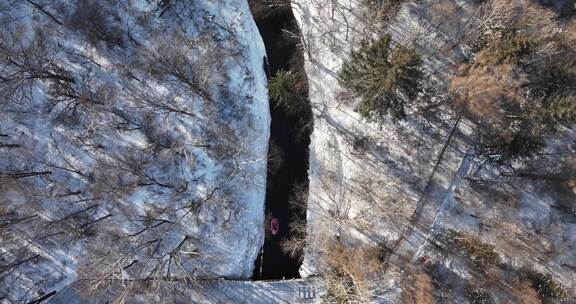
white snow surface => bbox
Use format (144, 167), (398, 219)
(0, 0), (269, 302)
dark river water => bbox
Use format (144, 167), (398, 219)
(249, 2), (311, 280)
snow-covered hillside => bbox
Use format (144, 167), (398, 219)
(293, 0), (575, 302)
(0, 0), (269, 302)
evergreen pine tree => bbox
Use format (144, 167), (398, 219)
(338, 34), (422, 121)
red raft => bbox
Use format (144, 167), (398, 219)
(270, 218), (280, 235)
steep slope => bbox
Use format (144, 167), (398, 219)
(0, 0), (269, 302)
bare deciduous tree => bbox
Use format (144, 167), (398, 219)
(0, 28), (74, 104)
(67, 0), (125, 49)
(145, 33), (214, 103)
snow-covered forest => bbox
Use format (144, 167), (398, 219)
(0, 0), (269, 302)
(292, 0), (575, 302)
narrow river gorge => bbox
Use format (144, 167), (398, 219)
(249, 1), (312, 280)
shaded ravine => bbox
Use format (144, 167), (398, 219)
(249, 2), (312, 280)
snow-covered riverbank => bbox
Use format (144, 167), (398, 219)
(0, 0), (269, 301)
(293, 0), (575, 301)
